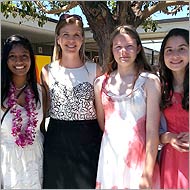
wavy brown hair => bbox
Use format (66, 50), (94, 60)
(159, 28), (189, 111)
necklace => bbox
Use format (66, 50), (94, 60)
(15, 84), (27, 91)
(7, 83), (38, 148)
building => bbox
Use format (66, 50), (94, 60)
(2, 13), (189, 76)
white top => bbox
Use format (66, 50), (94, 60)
(1, 84), (44, 189)
(48, 60), (97, 120)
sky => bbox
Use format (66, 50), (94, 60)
(51, 5), (189, 51)
(65, 5), (189, 27)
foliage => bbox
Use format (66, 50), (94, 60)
(1, 1), (47, 27)
(107, 1), (117, 14)
(1, 1), (188, 30)
(142, 17), (159, 32)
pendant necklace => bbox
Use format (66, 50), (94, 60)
(15, 84), (27, 91)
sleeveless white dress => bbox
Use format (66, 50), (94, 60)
(1, 84), (44, 189)
(96, 72), (160, 189)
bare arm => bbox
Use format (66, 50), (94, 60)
(96, 64), (104, 78)
(40, 64), (49, 92)
(139, 74), (161, 189)
(94, 76), (105, 131)
(40, 85), (48, 134)
(40, 64), (50, 116)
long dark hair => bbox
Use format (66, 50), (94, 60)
(106, 25), (152, 75)
(159, 28), (189, 111)
(1, 34), (40, 107)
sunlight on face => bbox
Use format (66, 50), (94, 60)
(58, 25), (83, 41)
(7, 44), (31, 77)
(57, 23), (83, 54)
(164, 35), (189, 72)
(112, 33), (139, 68)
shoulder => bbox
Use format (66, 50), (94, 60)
(37, 84), (45, 95)
(140, 72), (160, 83)
(96, 64), (103, 77)
(85, 60), (103, 77)
(41, 61), (58, 85)
(43, 60), (58, 71)
(94, 74), (106, 88)
(141, 72), (161, 93)
(85, 60), (96, 74)
(37, 84), (47, 104)
(37, 83), (42, 92)
(85, 60), (95, 69)
(41, 63), (49, 77)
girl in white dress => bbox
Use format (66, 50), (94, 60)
(1, 35), (47, 189)
(94, 25), (161, 189)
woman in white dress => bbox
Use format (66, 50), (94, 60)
(94, 25), (161, 189)
(1, 35), (47, 189)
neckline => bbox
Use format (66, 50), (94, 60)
(173, 91), (183, 96)
(102, 72), (149, 99)
(59, 64), (85, 71)
(102, 74), (140, 98)
(58, 60), (85, 70)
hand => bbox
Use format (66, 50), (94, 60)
(169, 133), (189, 152)
(177, 132), (189, 151)
(139, 174), (152, 189)
(177, 132), (189, 142)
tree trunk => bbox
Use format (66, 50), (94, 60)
(79, 2), (116, 68)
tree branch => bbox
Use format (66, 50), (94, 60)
(34, 1), (78, 14)
(131, 1), (144, 16)
(162, 5), (183, 15)
(117, 1), (136, 25)
(142, 1), (189, 19)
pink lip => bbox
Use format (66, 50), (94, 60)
(120, 57), (129, 60)
(171, 61), (182, 64)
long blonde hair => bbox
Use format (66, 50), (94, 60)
(52, 14), (86, 63)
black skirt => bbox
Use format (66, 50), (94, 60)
(43, 118), (102, 189)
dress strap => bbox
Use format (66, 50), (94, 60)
(101, 74), (109, 95)
(133, 72), (149, 91)
(1, 84), (28, 124)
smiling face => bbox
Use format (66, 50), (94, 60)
(7, 44), (31, 77)
(112, 33), (141, 69)
(57, 23), (83, 55)
(164, 35), (189, 73)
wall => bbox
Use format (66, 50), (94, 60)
(35, 55), (52, 82)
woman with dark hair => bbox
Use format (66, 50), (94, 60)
(94, 25), (161, 189)
(41, 14), (102, 189)
(159, 28), (189, 189)
(1, 34), (47, 189)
